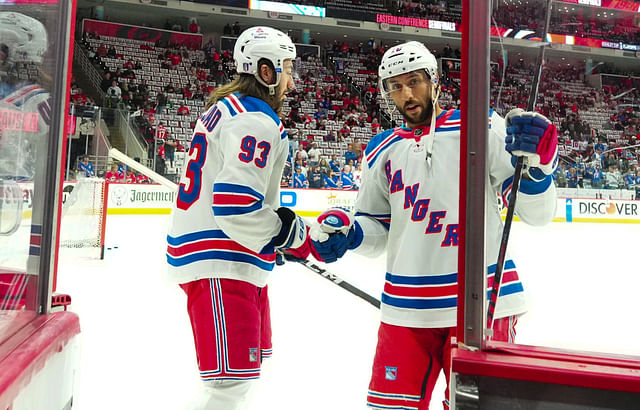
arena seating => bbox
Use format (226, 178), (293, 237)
(77, 30), (639, 191)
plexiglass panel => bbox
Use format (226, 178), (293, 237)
(0, 1), (68, 343)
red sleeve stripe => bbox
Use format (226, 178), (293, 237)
(213, 193), (260, 206)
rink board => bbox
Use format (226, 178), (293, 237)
(451, 341), (640, 408)
(8, 182), (640, 223)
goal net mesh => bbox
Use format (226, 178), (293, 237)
(59, 177), (106, 248)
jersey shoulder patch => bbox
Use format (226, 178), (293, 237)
(365, 128), (395, 156)
(447, 109), (461, 122)
(364, 128), (403, 169)
(220, 93), (285, 139)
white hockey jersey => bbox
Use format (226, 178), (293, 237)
(0, 82), (51, 179)
(354, 109), (557, 328)
(166, 93), (289, 287)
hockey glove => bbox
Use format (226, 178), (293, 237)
(269, 207), (322, 265)
(309, 208), (363, 263)
(504, 108), (558, 182)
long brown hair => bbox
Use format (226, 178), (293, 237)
(206, 72), (283, 114)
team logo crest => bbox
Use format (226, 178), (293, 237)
(249, 348), (259, 362)
(385, 366), (397, 380)
(414, 128), (423, 137)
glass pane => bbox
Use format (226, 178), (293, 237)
(0, 2), (63, 343)
(487, 2), (640, 358)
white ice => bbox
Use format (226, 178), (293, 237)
(55, 215), (640, 410)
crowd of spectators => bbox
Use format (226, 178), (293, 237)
(79, 29), (240, 177)
(76, 20), (640, 193)
(395, 0), (461, 23)
(390, 0), (640, 46)
(281, 39), (640, 192)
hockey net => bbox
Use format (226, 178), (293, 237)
(59, 177), (108, 252)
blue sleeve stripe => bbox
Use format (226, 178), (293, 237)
(213, 183), (265, 201)
(212, 201), (263, 216)
(386, 272), (458, 285)
(167, 250), (274, 271)
(436, 126), (460, 132)
(487, 282), (524, 298)
(382, 284), (523, 309)
(355, 212), (391, 230)
(519, 175), (553, 195)
(167, 229), (228, 246)
(355, 212), (391, 218)
(386, 262), (515, 286)
(381, 294), (458, 309)
(378, 220), (390, 230)
(502, 176), (514, 195)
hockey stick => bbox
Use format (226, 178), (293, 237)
(487, 0), (553, 331)
(281, 253), (381, 309)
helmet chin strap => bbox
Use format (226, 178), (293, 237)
(255, 72), (279, 96)
(424, 81), (440, 168)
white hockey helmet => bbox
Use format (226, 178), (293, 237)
(0, 12), (48, 64)
(234, 26), (296, 94)
(378, 41), (438, 94)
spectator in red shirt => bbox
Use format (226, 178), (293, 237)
(177, 104), (190, 116)
(338, 124), (350, 139)
(123, 170), (136, 183)
(201, 81), (214, 95)
(168, 52), (182, 66)
(97, 44), (107, 58)
(105, 164), (122, 182)
(123, 59), (134, 69)
(71, 88), (88, 105)
(182, 84), (193, 99)
(189, 19), (199, 33)
(136, 173), (151, 183)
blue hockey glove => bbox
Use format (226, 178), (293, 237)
(505, 108), (559, 181)
(309, 208), (363, 263)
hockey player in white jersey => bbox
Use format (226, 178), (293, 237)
(0, 12), (51, 305)
(310, 41), (558, 409)
(0, 11), (50, 180)
(166, 27), (319, 410)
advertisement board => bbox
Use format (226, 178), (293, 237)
(248, 0), (326, 17)
(24, 183), (640, 223)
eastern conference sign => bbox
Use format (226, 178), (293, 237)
(376, 14), (457, 31)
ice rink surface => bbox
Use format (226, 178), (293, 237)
(56, 214), (640, 410)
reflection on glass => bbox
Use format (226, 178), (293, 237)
(0, 5), (59, 342)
